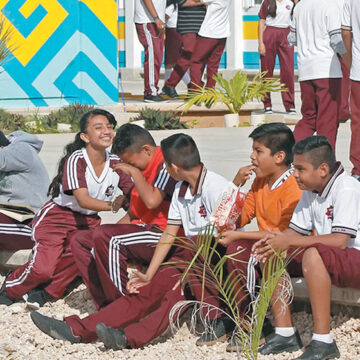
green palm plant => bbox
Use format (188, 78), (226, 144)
(181, 71), (285, 114)
(0, 16), (16, 67)
(165, 224), (301, 360)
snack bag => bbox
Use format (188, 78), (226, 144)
(210, 182), (246, 232)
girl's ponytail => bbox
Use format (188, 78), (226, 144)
(268, 0), (277, 18)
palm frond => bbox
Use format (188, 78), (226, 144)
(0, 16), (16, 67)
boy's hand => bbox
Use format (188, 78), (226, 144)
(111, 194), (127, 212)
(112, 163), (139, 177)
(258, 42), (266, 56)
(233, 164), (256, 187)
(126, 271), (151, 294)
(218, 230), (238, 247)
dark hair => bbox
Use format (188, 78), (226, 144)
(268, 0), (277, 17)
(160, 133), (201, 170)
(0, 131), (9, 147)
(293, 136), (336, 171)
(111, 123), (156, 155)
(249, 122), (295, 166)
(48, 108), (117, 198)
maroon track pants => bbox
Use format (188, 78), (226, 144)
(339, 56), (351, 121)
(189, 36), (226, 90)
(165, 33), (197, 89)
(260, 26), (295, 111)
(136, 23), (165, 96)
(0, 213), (33, 251)
(293, 78), (341, 150)
(71, 223), (162, 309)
(350, 80), (360, 176)
(6, 202), (100, 299)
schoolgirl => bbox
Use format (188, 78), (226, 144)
(258, 0), (296, 114)
(0, 109), (133, 307)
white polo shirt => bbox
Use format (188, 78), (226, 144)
(342, 0), (360, 81)
(259, 0), (293, 28)
(167, 165), (229, 237)
(291, 0), (342, 81)
(289, 163), (360, 250)
(198, 0), (231, 39)
(134, 0), (166, 24)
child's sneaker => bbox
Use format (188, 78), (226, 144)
(0, 277), (14, 306)
(196, 316), (235, 346)
(294, 340), (340, 360)
(24, 288), (55, 309)
(286, 108), (297, 115)
(264, 107), (273, 114)
(96, 323), (129, 350)
(259, 330), (303, 355)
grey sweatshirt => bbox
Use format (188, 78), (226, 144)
(0, 131), (50, 212)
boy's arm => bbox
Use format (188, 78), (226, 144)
(219, 229), (268, 247)
(126, 224), (180, 293)
(143, 0), (165, 31)
(341, 0), (352, 69)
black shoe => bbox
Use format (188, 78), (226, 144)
(294, 340), (340, 360)
(24, 289), (55, 310)
(161, 86), (178, 98)
(259, 330), (303, 355)
(0, 276), (14, 306)
(96, 323), (129, 350)
(30, 311), (82, 343)
(286, 108), (297, 115)
(144, 94), (168, 103)
(196, 316), (235, 346)
(264, 107), (273, 114)
(226, 317), (274, 352)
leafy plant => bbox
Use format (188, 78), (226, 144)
(182, 71), (285, 114)
(132, 107), (188, 130)
(166, 224), (301, 360)
(0, 16), (17, 68)
(0, 109), (26, 132)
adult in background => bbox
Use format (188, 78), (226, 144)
(258, 0), (296, 114)
(135, 0), (167, 102)
(342, 0), (360, 181)
(289, 0), (346, 150)
(0, 130), (49, 251)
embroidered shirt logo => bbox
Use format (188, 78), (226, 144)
(286, 4), (291, 10)
(199, 205), (207, 218)
(325, 205), (334, 220)
(105, 185), (115, 197)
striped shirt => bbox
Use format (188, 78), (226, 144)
(176, 1), (206, 34)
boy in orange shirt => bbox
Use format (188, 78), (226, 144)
(218, 122), (303, 351)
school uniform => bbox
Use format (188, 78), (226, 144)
(342, 0), (360, 176)
(226, 170), (303, 315)
(70, 146), (176, 309)
(164, 5), (181, 67)
(135, 0), (167, 97)
(259, 0), (295, 112)
(290, 0), (344, 149)
(63, 165), (229, 347)
(289, 163), (360, 289)
(5, 149), (133, 300)
(189, 0), (231, 90)
(164, 1), (206, 89)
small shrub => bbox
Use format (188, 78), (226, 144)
(132, 107), (187, 130)
(0, 109), (26, 132)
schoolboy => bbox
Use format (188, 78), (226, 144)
(253, 136), (360, 360)
(30, 133), (231, 349)
(219, 123), (303, 351)
(342, 0), (360, 181)
(62, 123), (177, 310)
(289, 0), (346, 149)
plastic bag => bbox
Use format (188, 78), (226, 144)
(210, 182), (246, 232)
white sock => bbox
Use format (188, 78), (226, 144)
(312, 333), (333, 344)
(275, 327), (296, 337)
(182, 70), (191, 85)
(164, 68), (173, 83)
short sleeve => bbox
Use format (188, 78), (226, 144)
(167, 186), (182, 226)
(326, 2), (341, 36)
(342, 0), (352, 31)
(153, 163), (177, 197)
(332, 188), (360, 237)
(289, 192), (313, 235)
(62, 152), (87, 192)
(258, 0), (270, 20)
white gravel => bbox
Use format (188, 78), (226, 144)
(0, 277), (359, 360)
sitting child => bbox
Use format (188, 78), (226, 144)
(254, 135), (360, 360)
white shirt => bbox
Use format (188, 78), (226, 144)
(166, 4), (177, 29)
(134, 0), (166, 24)
(167, 166), (229, 237)
(259, 0), (293, 28)
(291, 0), (342, 81)
(342, 0), (360, 81)
(289, 164), (360, 250)
(53, 149), (123, 215)
(198, 0), (231, 39)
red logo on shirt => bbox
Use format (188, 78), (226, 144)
(105, 185), (115, 197)
(325, 205), (334, 220)
(286, 5), (291, 10)
(199, 205), (207, 218)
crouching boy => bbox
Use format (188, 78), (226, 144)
(254, 135), (360, 360)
